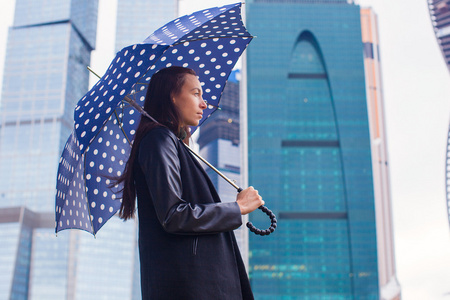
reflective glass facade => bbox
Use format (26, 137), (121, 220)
(29, 229), (70, 299)
(0, 0), (101, 299)
(0, 208), (55, 299)
(246, 1), (379, 299)
(73, 218), (137, 300)
(0, 222), (22, 299)
(115, 0), (178, 52)
(0, 0), (97, 211)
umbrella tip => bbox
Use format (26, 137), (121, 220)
(87, 66), (101, 79)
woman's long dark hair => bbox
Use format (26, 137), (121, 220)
(116, 66), (196, 220)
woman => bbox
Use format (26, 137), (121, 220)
(117, 66), (264, 299)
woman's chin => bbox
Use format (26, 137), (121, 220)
(188, 121), (200, 127)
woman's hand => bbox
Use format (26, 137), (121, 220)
(236, 186), (265, 215)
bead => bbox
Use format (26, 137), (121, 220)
(246, 205), (277, 235)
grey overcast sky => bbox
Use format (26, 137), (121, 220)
(1, 0), (450, 299)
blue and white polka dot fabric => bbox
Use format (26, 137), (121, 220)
(55, 2), (253, 235)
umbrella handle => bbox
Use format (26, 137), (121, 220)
(246, 205), (277, 236)
(237, 188), (277, 236)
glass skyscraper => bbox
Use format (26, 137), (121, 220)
(246, 0), (379, 298)
(0, 1), (138, 299)
(0, 0), (97, 212)
(115, 0), (179, 52)
(0, 0), (98, 298)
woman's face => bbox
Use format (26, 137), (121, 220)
(172, 74), (207, 126)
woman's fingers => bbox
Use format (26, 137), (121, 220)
(236, 187), (265, 215)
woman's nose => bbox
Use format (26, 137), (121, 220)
(200, 99), (207, 109)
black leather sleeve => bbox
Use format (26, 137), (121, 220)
(138, 127), (242, 234)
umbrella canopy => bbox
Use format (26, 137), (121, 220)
(55, 2), (253, 235)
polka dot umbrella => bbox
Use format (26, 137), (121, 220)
(55, 2), (254, 236)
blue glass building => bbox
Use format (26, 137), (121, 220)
(245, 0), (379, 298)
(115, 0), (179, 52)
(0, 1), (98, 298)
(0, 1), (139, 299)
(0, 0), (97, 212)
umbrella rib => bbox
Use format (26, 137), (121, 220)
(113, 106), (132, 145)
(86, 66), (134, 147)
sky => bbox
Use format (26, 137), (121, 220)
(1, 0), (450, 299)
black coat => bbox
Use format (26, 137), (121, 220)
(134, 126), (254, 300)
